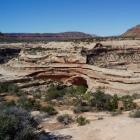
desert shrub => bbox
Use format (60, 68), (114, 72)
(107, 94), (119, 111)
(57, 114), (73, 125)
(120, 95), (136, 111)
(132, 93), (140, 99)
(71, 89), (120, 112)
(40, 105), (57, 116)
(45, 85), (66, 101)
(17, 96), (40, 111)
(111, 110), (122, 116)
(26, 47), (47, 55)
(67, 85), (87, 105)
(0, 83), (19, 94)
(73, 105), (91, 113)
(68, 85), (87, 97)
(33, 93), (42, 99)
(15, 90), (25, 97)
(76, 116), (90, 126)
(46, 84), (87, 105)
(129, 109), (140, 118)
(0, 82), (25, 97)
(0, 107), (38, 140)
(90, 90), (118, 111)
(89, 90), (137, 112)
(4, 100), (16, 107)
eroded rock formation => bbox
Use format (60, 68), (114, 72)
(1, 40), (140, 95)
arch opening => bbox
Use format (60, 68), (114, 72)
(66, 76), (88, 88)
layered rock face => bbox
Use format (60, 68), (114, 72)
(1, 40), (140, 95)
(85, 47), (140, 69)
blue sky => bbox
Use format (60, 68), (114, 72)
(0, 0), (140, 36)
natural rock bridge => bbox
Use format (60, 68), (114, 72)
(1, 41), (140, 96)
(1, 63), (140, 95)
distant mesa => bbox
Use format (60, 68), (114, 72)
(122, 24), (140, 37)
(2, 24), (140, 39)
(2, 32), (93, 40)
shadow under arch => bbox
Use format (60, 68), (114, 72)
(65, 76), (88, 88)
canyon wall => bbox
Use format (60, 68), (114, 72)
(1, 40), (140, 95)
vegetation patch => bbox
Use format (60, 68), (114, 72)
(0, 82), (25, 97)
(0, 83), (19, 94)
(89, 90), (118, 111)
(17, 96), (41, 111)
(129, 109), (140, 118)
(111, 110), (122, 116)
(120, 95), (136, 111)
(76, 116), (90, 126)
(40, 105), (58, 116)
(0, 107), (39, 140)
(26, 47), (47, 55)
(57, 114), (73, 125)
(73, 105), (92, 113)
(45, 84), (67, 101)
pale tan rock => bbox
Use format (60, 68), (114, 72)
(133, 99), (140, 107)
(1, 40), (140, 95)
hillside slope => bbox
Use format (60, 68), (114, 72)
(122, 25), (140, 37)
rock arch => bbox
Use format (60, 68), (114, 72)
(65, 75), (89, 88)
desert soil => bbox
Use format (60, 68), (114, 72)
(51, 112), (140, 140)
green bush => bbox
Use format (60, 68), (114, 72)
(45, 85), (66, 101)
(15, 90), (25, 97)
(73, 105), (91, 113)
(0, 107), (38, 140)
(67, 85), (87, 105)
(120, 95), (136, 111)
(76, 116), (90, 126)
(33, 93), (41, 99)
(90, 90), (136, 112)
(70, 88), (137, 112)
(106, 94), (119, 111)
(0, 83), (19, 94)
(90, 90), (118, 111)
(4, 100), (16, 107)
(17, 96), (40, 111)
(45, 84), (87, 106)
(67, 85), (87, 97)
(90, 90), (137, 111)
(57, 114), (73, 125)
(129, 109), (140, 118)
(0, 82), (25, 97)
(0, 113), (20, 140)
(40, 105), (57, 116)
